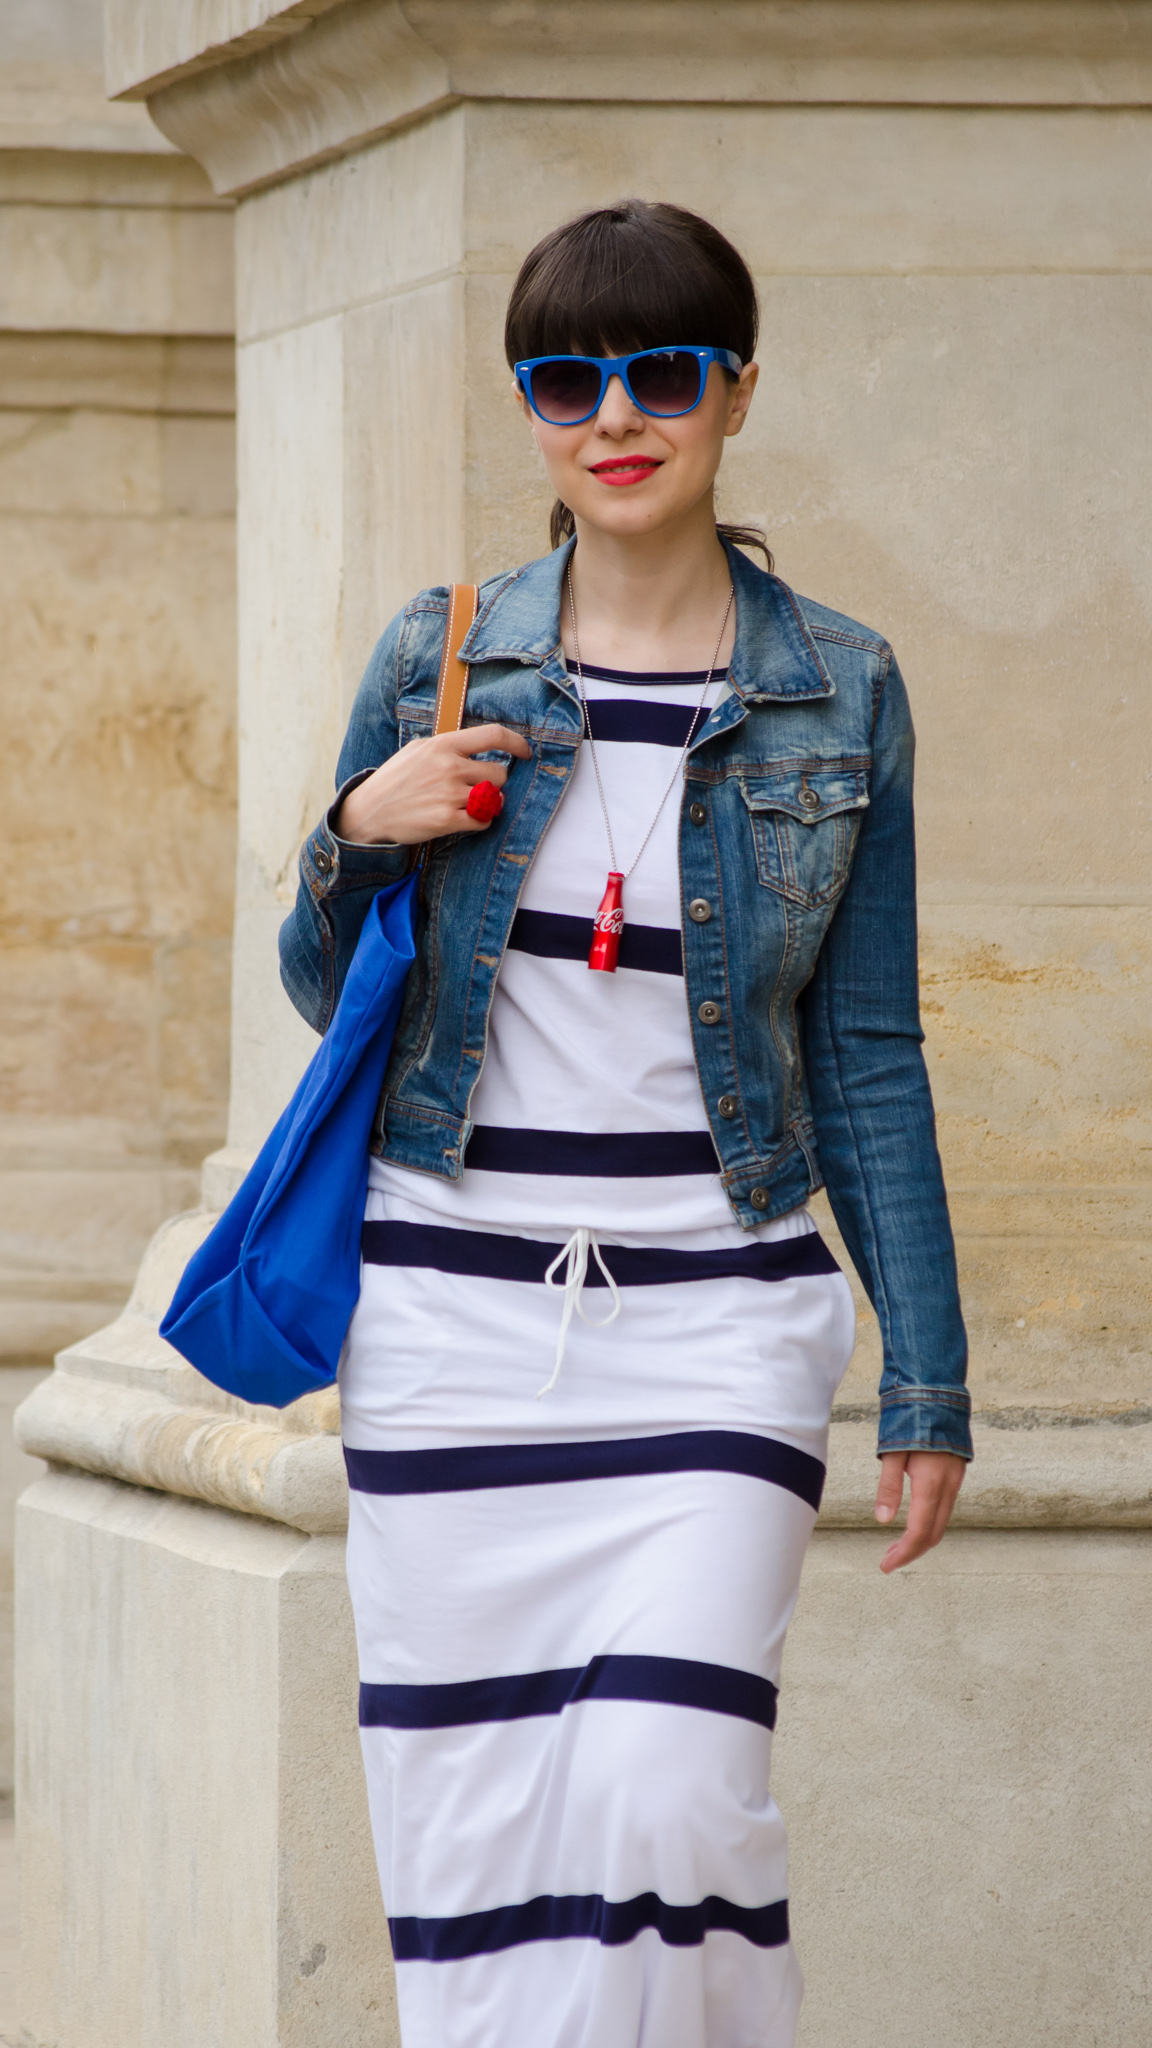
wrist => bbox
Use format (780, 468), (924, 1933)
(333, 778), (397, 846)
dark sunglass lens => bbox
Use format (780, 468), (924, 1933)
(528, 359), (602, 422)
(628, 350), (703, 415)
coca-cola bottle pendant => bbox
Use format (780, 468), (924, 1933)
(589, 871), (625, 973)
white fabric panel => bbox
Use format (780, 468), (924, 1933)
(342, 1250), (854, 1461)
(362, 1705), (788, 1917)
(394, 1924), (803, 2048)
(345, 1469), (815, 1686)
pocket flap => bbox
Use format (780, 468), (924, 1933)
(738, 768), (870, 824)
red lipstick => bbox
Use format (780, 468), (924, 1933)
(589, 457), (663, 488)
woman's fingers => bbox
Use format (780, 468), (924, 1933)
(446, 723), (533, 761)
(334, 724), (531, 845)
(873, 1451), (907, 1525)
(877, 1451), (966, 1575)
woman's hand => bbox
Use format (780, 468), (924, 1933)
(874, 1451), (966, 1573)
(335, 724), (533, 847)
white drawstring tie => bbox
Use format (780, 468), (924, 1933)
(539, 1228), (622, 1396)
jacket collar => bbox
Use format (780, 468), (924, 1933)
(460, 533), (834, 701)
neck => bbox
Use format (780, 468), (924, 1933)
(564, 495), (735, 672)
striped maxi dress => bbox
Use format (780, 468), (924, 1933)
(338, 656), (856, 2048)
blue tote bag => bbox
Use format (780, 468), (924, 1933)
(160, 583), (479, 1409)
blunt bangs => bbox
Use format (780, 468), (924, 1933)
(504, 200), (758, 369)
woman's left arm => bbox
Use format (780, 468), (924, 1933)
(799, 647), (970, 1567)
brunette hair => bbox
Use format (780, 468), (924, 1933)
(504, 199), (771, 566)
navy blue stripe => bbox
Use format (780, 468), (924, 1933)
(508, 909), (682, 976)
(389, 1890), (788, 1961)
(343, 1429), (825, 1511)
(583, 699), (707, 748)
(577, 663), (729, 688)
(361, 1220), (838, 1291)
(463, 1126), (717, 1177)
(360, 1654), (777, 1731)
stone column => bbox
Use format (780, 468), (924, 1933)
(15, 6), (1152, 2045)
(0, 0), (234, 1864)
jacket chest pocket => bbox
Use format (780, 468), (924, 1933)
(738, 768), (869, 908)
(398, 707), (434, 748)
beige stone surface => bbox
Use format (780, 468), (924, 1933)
(0, 1817), (15, 2047)
(229, 314), (349, 1149)
(778, 1530), (1152, 2047)
(0, 195), (233, 334)
(0, 148), (238, 1359)
(0, 0), (167, 154)
(105, 0), (1152, 108)
(109, 3), (1152, 198)
(16, 1471), (398, 2048)
(0, 1373), (46, 1805)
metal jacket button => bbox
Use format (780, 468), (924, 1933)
(799, 787), (821, 811)
(314, 846), (333, 874)
(750, 1187), (770, 1210)
(688, 898), (712, 923)
(698, 1001), (721, 1025)
(689, 801), (707, 826)
(717, 1094), (737, 1118)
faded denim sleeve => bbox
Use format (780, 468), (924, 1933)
(800, 650), (972, 1460)
(278, 608), (416, 1035)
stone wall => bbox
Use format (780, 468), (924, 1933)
(0, 0), (238, 1803)
(0, 0), (237, 1367)
(12, 6), (1152, 2046)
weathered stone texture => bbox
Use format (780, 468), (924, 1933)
(0, 81), (237, 1362)
(16, 1471), (398, 2048)
(777, 1530), (1152, 2048)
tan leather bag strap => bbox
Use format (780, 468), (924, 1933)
(433, 583), (479, 736)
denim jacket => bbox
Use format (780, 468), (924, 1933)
(281, 539), (971, 1459)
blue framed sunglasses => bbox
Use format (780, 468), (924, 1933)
(515, 345), (742, 426)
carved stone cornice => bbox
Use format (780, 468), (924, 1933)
(104, 1), (1152, 197)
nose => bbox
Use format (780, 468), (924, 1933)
(594, 372), (643, 435)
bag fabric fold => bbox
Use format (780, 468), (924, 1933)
(161, 872), (418, 1408)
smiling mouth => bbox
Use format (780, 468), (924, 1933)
(589, 458), (664, 486)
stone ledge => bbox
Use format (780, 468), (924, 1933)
(15, 1358), (1152, 1537)
(821, 1418), (1152, 1530)
(14, 1369), (347, 1535)
(118, 1), (1152, 199)
(108, 0), (1152, 105)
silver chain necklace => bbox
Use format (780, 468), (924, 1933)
(565, 561), (735, 973)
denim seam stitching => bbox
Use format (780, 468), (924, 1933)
(814, 943), (897, 1377)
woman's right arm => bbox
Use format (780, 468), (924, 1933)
(278, 603), (529, 1034)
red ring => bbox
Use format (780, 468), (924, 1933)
(465, 779), (504, 823)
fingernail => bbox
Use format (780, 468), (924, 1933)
(875, 1505), (894, 1523)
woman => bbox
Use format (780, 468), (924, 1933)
(281, 199), (969, 2048)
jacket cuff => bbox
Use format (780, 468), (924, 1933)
(303, 774), (415, 892)
(877, 1388), (973, 1461)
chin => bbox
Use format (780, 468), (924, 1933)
(571, 492), (683, 537)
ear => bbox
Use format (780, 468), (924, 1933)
(723, 361), (759, 440)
